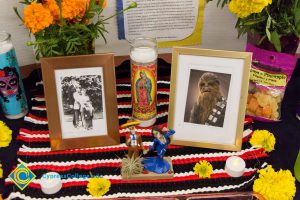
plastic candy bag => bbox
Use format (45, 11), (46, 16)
(245, 44), (298, 121)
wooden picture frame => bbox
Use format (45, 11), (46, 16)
(41, 54), (120, 151)
(168, 47), (252, 151)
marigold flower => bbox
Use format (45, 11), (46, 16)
(44, 0), (89, 21)
(102, 0), (106, 8)
(86, 177), (111, 197)
(24, 2), (53, 33)
(228, 0), (272, 18)
(253, 165), (296, 200)
(249, 130), (275, 153)
(193, 160), (213, 178)
(96, 0), (106, 8)
(43, 0), (60, 21)
(62, 0), (89, 20)
(0, 121), (12, 147)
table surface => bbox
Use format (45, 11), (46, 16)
(1, 59), (300, 199)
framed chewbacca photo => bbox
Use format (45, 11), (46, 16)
(168, 47), (252, 151)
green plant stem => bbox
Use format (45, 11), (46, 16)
(102, 2), (137, 22)
(257, 35), (267, 45)
(13, 7), (24, 22)
(89, 172), (94, 178)
(56, 0), (65, 34)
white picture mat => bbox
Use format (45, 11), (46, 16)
(55, 67), (108, 139)
(173, 54), (244, 145)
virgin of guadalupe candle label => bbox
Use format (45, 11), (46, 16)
(0, 48), (28, 116)
(131, 63), (157, 120)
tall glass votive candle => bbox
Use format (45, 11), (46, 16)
(130, 38), (157, 127)
(0, 31), (28, 119)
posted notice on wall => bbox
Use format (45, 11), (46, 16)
(117, 0), (203, 45)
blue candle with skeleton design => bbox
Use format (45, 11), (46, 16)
(0, 32), (28, 119)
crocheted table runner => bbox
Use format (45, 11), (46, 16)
(5, 61), (268, 199)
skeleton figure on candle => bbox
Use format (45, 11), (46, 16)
(0, 66), (22, 103)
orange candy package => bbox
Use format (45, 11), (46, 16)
(246, 44), (297, 122)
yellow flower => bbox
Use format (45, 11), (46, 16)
(193, 160), (213, 178)
(249, 130), (275, 153)
(86, 177), (111, 197)
(24, 2), (53, 33)
(253, 165), (296, 200)
(0, 163), (3, 179)
(0, 121), (12, 148)
(228, 0), (272, 18)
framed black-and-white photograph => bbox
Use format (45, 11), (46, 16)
(55, 68), (105, 139)
(168, 47), (252, 151)
(41, 54), (119, 150)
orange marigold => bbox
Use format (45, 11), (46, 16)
(43, 0), (60, 21)
(24, 2), (53, 33)
(44, 0), (89, 21)
(61, 0), (89, 20)
(96, 0), (106, 8)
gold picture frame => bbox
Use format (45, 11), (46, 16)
(168, 47), (252, 151)
(41, 54), (120, 151)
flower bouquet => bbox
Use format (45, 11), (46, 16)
(14, 0), (136, 59)
(207, 0), (300, 122)
(207, 0), (300, 53)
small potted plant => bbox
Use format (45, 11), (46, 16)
(14, 0), (137, 59)
(207, 0), (300, 54)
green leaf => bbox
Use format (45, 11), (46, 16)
(266, 15), (271, 29)
(13, 7), (24, 22)
(52, 50), (63, 56)
(266, 16), (272, 41)
(266, 28), (271, 41)
(221, 0), (228, 8)
(295, 8), (300, 26)
(243, 19), (265, 26)
(296, 22), (300, 35)
(270, 31), (281, 52)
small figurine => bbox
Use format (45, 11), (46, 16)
(143, 126), (175, 174)
(121, 119), (144, 158)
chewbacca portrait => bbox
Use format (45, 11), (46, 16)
(189, 72), (227, 127)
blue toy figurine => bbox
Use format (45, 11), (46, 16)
(143, 126), (175, 174)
